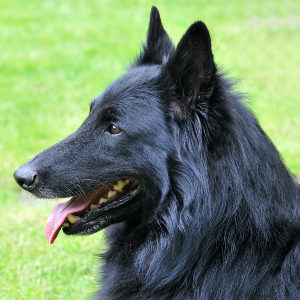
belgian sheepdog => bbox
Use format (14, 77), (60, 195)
(14, 6), (300, 300)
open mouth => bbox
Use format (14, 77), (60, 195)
(46, 179), (141, 244)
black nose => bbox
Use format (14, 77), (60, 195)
(14, 167), (38, 191)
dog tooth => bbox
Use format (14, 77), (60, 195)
(113, 180), (126, 191)
(62, 223), (69, 227)
(108, 190), (117, 198)
(90, 204), (97, 210)
(67, 213), (80, 224)
(125, 179), (130, 184)
(99, 198), (107, 204)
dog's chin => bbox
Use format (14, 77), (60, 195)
(46, 179), (143, 244)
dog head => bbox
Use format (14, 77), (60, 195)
(14, 7), (217, 243)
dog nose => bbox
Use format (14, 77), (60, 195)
(14, 167), (38, 191)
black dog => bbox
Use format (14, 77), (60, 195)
(14, 7), (300, 299)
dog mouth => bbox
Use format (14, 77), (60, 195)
(45, 179), (141, 244)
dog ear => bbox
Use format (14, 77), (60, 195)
(163, 21), (216, 120)
(135, 6), (175, 65)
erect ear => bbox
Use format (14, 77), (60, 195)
(135, 6), (175, 66)
(163, 21), (216, 120)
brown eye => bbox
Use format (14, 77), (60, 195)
(108, 124), (122, 135)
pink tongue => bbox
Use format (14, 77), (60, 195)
(46, 196), (92, 244)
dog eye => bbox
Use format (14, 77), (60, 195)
(108, 124), (122, 135)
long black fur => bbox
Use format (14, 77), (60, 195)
(14, 7), (300, 299)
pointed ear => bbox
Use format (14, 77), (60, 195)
(163, 21), (216, 120)
(135, 6), (175, 65)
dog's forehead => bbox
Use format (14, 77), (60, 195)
(95, 65), (161, 108)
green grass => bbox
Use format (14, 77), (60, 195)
(0, 0), (299, 299)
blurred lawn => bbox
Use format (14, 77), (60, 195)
(0, 0), (299, 299)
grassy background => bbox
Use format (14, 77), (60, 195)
(1, 0), (299, 299)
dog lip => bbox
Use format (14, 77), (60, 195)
(62, 184), (142, 235)
(46, 178), (140, 244)
(84, 185), (142, 222)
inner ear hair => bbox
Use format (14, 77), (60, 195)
(163, 21), (216, 121)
